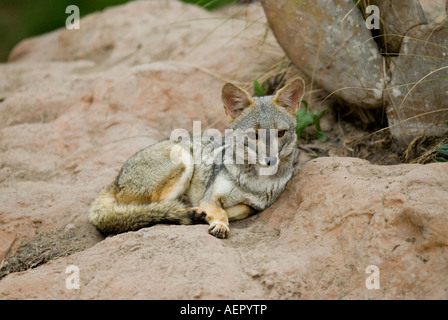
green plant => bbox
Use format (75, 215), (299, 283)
(434, 121), (448, 162)
(435, 144), (448, 162)
(253, 79), (266, 97)
(296, 100), (328, 141)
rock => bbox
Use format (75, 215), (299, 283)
(0, 231), (15, 260)
(386, 21), (448, 145)
(360, 0), (427, 54)
(260, 0), (447, 144)
(0, 157), (447, 299)
(7, 1), (281, 86)
(260, 0), (384, 109)
(419, 0), (447, 24)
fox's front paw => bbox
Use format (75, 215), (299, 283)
(208, 221), (229, 239)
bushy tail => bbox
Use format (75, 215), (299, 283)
(88, 185), (192, 234)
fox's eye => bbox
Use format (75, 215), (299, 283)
(277, 130), (287, 138)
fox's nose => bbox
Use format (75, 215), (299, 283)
(265, 156), (277, 167)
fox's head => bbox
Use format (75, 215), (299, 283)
(221, 77), (305, 175)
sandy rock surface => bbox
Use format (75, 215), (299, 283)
(0, 0), (447, 299)
(1, 157), (447, 299)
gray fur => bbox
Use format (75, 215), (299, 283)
(88, 78), (304, 238)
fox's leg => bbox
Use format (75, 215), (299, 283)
(197, 201), (230, 239)
(196, 203), (254, 238)
(226, 204), (254, 222)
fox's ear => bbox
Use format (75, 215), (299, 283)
(273, 77), (305, 115)
(222, 83), (254, 120)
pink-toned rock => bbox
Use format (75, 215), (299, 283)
(7, 1), (282, 84)
(0, 157), (447, 299)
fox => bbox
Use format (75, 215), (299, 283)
(88, 77), (305, 238)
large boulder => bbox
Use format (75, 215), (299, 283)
(0, 157), (447, 299)
(359, 0), (427, 54)
(420, 0), (448, 23)
(386, 21), (448, 144)
(260, 0), (384, 109)
(261, 0), (448, 145)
